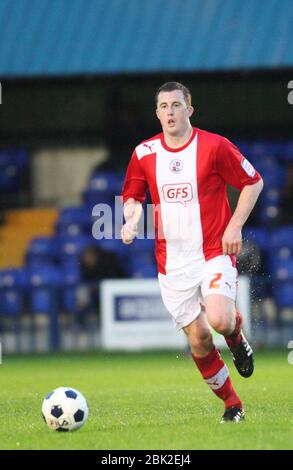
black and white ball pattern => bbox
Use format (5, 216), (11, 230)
(42, 387), (88, 431)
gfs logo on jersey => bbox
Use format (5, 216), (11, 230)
(241, 157), (256, 177)
(162, 183), (193, 206)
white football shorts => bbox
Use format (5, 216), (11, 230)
(158, 255), (237, 330)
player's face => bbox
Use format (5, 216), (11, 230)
(156, 90), (194, 136)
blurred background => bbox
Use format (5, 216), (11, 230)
(0, 0), (293, 353)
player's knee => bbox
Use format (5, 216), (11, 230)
(209, 315), (234, 335)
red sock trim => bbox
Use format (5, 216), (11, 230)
(191, 347), (242, 409)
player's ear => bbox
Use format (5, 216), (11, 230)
(156, 108), (162, 122)
(188, 106), (194, 118)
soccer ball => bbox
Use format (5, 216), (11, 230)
(42, 387), (88, 431)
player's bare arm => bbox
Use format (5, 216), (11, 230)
(121, 197), (142, 244)
(222, 178), (264, 255)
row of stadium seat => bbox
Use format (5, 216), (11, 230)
(0, 266), (79, 316)
(236, 139), (293, 162)
(27, 225), (293, 259)
(25, 235), (156, 276)
(248, 154), (287, 225)
(0, 265), (292, 316)
(0, 142), (291, 224)
(243, 226), (293, 280)
(0, 223), (292, 313)
(243, 225), (293, 309)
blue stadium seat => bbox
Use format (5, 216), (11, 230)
(59, 206), (92, 221)
(95, 237), (127, 254)
(129, 238), (155, 253)
(128, 248), (157, 278)
(83, 170), (122, 208)
(0, 150), (29, 191)
(61, 265), (81, 313)
(87, 171), (120, 195)
(246, 140), (284, 161)
(0, 149), (28, 167)
(56, 206), (92, 236)
(242, 227), (269, 251)
(96, 238), (156, 277)
(0, 164), (19, 191)
(274, 281), (293, 309)
(255, 166), (284, 225)
(234, 140), (251, 158)
(26, 237), (58, 267)
(56, 221), (87, 236)
(274, 246), (293, 260)
(130, 262), (157, 278)
(270, 227), (293, 249)
(84, 190), (115, 209)
(258, 203), (280, 225)
(28, 266), (62, 314)
(259, 187), (281, 205)
(258, 166), (285, 190)
(282, 140), (293, 162)
(57, 235), (92, 266)
(0, 268), (27, 316)
(270, 258), (293, 281)
(249, 275), (270, 300)
(27, 266), (62, 349)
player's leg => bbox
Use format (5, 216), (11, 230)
(201, 255), (253, 378)
(158, 271), (244, 422)
(204, 294), (253, 378)
(183, 313), (244, 423)
(182, 310), (213, 357)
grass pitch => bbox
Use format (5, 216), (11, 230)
(0, 349), (292, 450)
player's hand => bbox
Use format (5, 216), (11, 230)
(121, 222), (138, 245)
(222, 225), (242, 255)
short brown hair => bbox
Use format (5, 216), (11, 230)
(155, 81), (192, 106)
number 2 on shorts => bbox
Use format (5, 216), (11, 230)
(209, 273), (222, 289)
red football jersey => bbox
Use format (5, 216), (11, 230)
(122, 127), (261, 275)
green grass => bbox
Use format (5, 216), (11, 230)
(0, 349), (292, 450)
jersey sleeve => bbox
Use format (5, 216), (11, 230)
(121, 150), (148, 203)
(216, 137), (262, 191)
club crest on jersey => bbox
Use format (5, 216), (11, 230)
(241, 157), (255, 177)
(169, 159), (183, 173)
